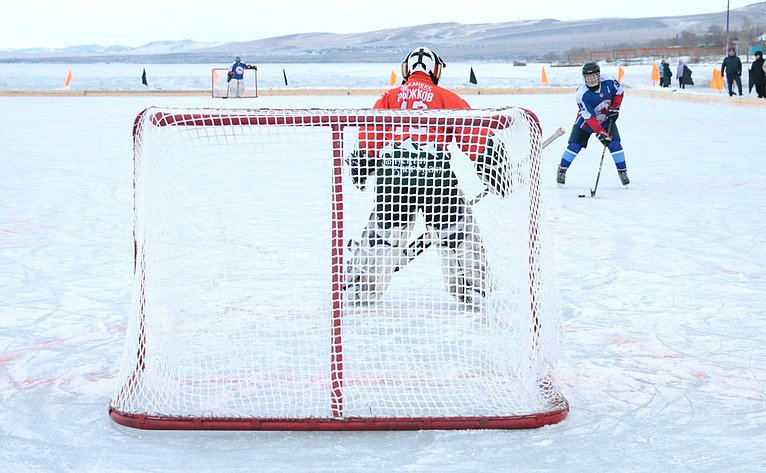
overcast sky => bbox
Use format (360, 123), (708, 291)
(0, 0), (757, 49)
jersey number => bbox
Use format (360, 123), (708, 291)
(401, 101), (428, 110)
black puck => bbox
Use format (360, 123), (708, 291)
(578, 194), (586, 198)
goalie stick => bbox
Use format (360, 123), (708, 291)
(392, 127), (565, 273)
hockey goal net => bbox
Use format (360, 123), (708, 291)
(211, 67), (258, 98)
(109, 106), (567, 430)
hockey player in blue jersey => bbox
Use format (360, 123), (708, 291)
(227, 56), (256, 98)
(557, 62), (630, 187)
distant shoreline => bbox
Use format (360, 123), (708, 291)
(0, 87), (762, 107)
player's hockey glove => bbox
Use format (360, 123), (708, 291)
(596, 131), (612, 146)
(606, 107), (619, 122)
(346, 151), (376, 191)
(475, 137), (511, 198)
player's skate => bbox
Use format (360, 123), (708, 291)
(344, 222), (412, 304)
(618, 169), (630, 186)
(556, 166), (567, 186)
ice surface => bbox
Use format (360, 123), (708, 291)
(0, 64), (764, 472)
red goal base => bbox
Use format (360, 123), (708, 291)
(109, 405), (569, 431)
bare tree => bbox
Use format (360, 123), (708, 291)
(561, 22), (761, 62)
(542, 51), (561, 63)
(740, 18), (760, 46)
(706, 25), (726, 47)
(678, 30), (700, 48)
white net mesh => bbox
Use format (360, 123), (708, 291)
(110, 106), (567, 430)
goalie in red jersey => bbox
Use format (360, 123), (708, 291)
(344, 47), (510, 306)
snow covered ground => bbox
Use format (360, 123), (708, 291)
(1, 64), (765, 472)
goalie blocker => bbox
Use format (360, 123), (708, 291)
(344, 132), (510, 306)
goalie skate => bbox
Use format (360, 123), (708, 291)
(432, 213), (495, 306)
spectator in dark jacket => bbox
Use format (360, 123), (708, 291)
(681, 64), (694, 88)
(749, 50), (765, 98)
(721, 47), (743, 96)
(676, 60), (686, 88)
(660, 59), (672, 88)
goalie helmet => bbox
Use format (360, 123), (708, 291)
(582, 61), (601, 89)
(401, 47), (446, 85)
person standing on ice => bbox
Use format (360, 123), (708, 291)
(748, 50), (765, 98)
(557, 61), (629, 187)
(343, 46), (510, 306)
(227, 56), (255, 98)
(659, 59), (672, 88)
(721, 46), (743, 97)
(676, 59), (686, 89)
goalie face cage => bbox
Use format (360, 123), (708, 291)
(211, 67), (258, 98)
(110, 106), (567, 431)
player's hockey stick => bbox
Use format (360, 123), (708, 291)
(393, 127), (565, 272)
(588, 120), (613, 198)
(451, 127), (566, 212)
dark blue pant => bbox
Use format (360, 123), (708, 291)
(727, 75), (743, 96)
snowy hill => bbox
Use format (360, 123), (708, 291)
(0, 40), (223, 60)
(1, 2), (764, 63)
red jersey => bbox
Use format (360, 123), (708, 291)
(358, 72), (489, 161)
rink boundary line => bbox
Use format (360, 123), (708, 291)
(1, 87), (762, 106)
(626, 87), (765, 107)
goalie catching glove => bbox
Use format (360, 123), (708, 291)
(345, 151), (377, 191)
(475, 137), (511, 198)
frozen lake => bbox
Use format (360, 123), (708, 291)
(0, 60), (753, 93)
(1, 63), (765, 471)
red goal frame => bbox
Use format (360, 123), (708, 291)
(110, 107), (568, 430)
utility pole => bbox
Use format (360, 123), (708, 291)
(725, 0), (730, 54)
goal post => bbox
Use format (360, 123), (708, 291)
(211, 67), (258, 98)
(110, 106), (568, 430)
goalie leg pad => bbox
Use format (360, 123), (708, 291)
(345, 216), (414, 304)
(430, 210), (494, 305)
